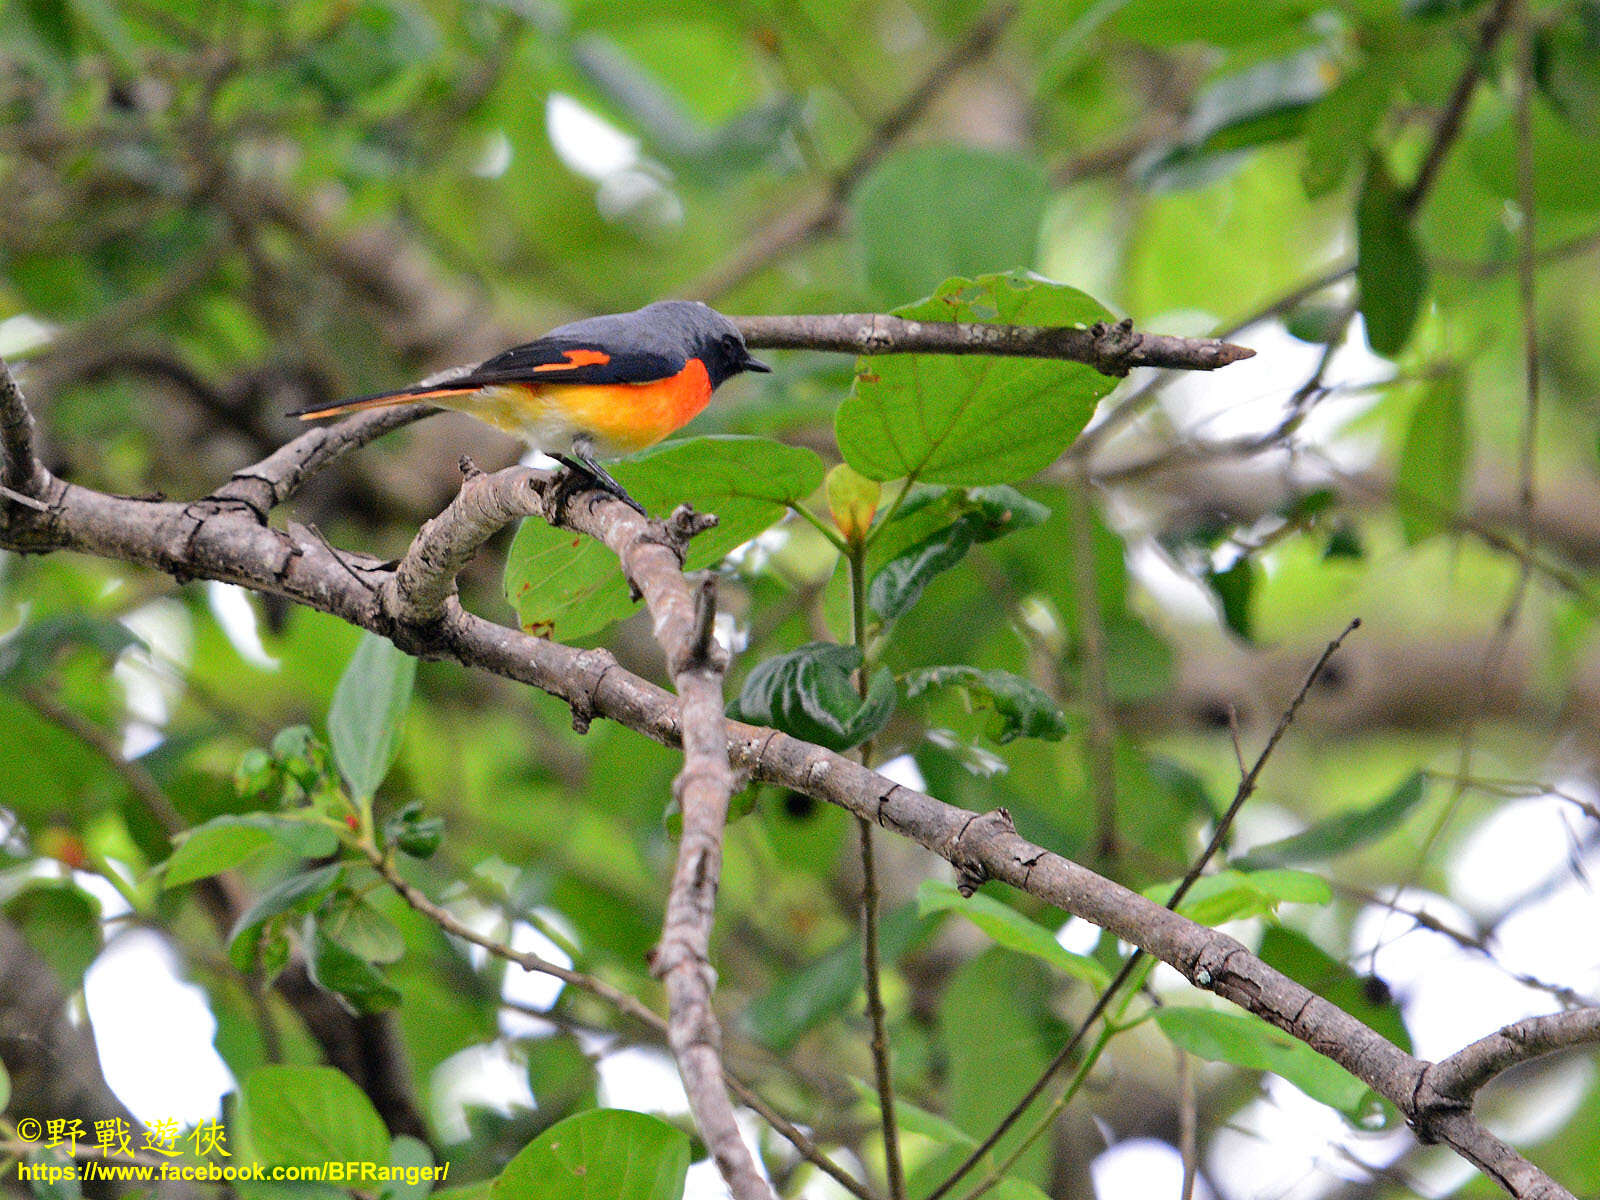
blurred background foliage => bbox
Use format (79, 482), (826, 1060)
(3, 0), (1600, 1196)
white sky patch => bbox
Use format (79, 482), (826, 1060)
(206, 582), (278, 669)
(113, 599), (193, 757)
(1057, 915), (1103, 956)
(875, 753), (928, 794)
(546, 93), (641, 180)
(1353, 891), (1553, 1061)
(84, 929), (235, 1126)
(473, 129), (513, 179)
(1208, 1076), (1411, 1200)
(1093, 1137), (1209, 1200)
(598, 1045), (689, 1115)
(432, 1043), (536, 1144)
(1449, 793), (1588, 915)
(0, 313), (56, 356)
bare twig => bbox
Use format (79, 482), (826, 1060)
(736, 313), (1254, 377)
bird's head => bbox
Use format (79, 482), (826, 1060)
(646, 300), (772, 388)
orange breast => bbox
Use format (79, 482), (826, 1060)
(534, 357), (714, 453)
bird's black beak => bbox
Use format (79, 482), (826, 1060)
(743, 354), (773, 374)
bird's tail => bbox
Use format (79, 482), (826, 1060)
(287, 384), (481, 422)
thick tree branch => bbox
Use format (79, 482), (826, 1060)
(0, 376), (1574, 1200)
(735, 313), (1253, 377)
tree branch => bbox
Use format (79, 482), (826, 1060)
(1421, 1009), (1600, 1105)
(735, 313), (1254, 377)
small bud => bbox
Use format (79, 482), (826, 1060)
(826, 463), (880, 546)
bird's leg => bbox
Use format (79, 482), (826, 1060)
(550, 435), (647, 516)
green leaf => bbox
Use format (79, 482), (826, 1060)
(917, 880), (1107, 984)
(383, 801), (444, 859)
(1236, 773), (1428, 869)
(228, 863), (344, 972)
(238, 1065), (391, 1167)
(505, 436), (825, 642)
(869, 486), (1050, 620)
(1357, 156), (1429, 357)
(491, 1109), (690, 1200)
(1302, 61), (1394, 197)
(851, 145), (1047, 305)
(835, 272), (1117, 486)
(1396, 379), (1468, 543)
(903, 666), (1067, 744)
(330, 632), (416, 800)
(1147, 868), (1332, 925)
(0, 615), (143, 685)
(165, 814), (338, 888)
(849, 1078), (977, 1147)
(1154, 1007), (1374, 1117)
(0, 1052), (10, 1113)
(740, 902), (934, 1051)
(729, 642), (895, 752)
(307, 927), (402, 1014)
(319, 892), (407, 964)
(1142, 48), (1332, 190)
(3, 883), (100, 993)
(826, 462), (880, 544)
(1206, 558), (1255, 640)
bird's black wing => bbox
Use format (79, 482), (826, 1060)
(459, 337), (685, 387)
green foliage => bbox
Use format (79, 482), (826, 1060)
(1153, 1006), (1377, 1120)
(491, 1110), (690, 1200)
(330, 632), (417, 800)
(835, 273), (1116, 484)
(1356, 155), (1429, 357)
(902, 665), (1067, 744)
(1396, 378), (1469, 543)
(917, 880), (1106, 984)
(728, 641), (895, 752)
(852, 146), (1048, 305)
(237, 1065), (391, 1167)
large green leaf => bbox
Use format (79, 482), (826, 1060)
(728, 642), (895, 753)
(306, 927), (402, 1014)
(238, 1065), (391, 1167)
(1356, 156), (1428, 357)
(852, 145), (1047, 305)
(835, 273), (1116, 486)
(491, 1109), (689, 1200)
(505, 436), (825, 643)
(3, 883), (101, 993)
(1154, 1007), (1375, 1119)
(1146, 868), (1332, 925)
(329, 632), (416, 800)
(903, 666), (1068, 744)
(1396, 380), (1468, 544)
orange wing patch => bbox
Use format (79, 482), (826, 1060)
(532, 348), (613, 372)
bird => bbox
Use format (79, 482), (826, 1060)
(289, 300), (771, 513)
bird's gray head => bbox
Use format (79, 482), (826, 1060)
(642, 300), (772, 388)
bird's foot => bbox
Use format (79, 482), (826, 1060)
(549, 453), (647, 518)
